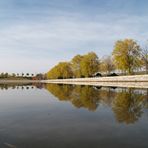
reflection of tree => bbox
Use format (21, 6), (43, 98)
(0, 84), (8, 90)
(72, 85), (100, 111)
(0, 83), (45, 90)
(112, 89), (145, 124)
(0, 83), (33, 90)
(45, 84), (102, 111)
(45, 84), (74, 101)
(98, 87), (116, 106)
(1, 83), (147, 124)
(144, 88), (148, 109)
(45, 84), (148, 117)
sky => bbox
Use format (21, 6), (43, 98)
(0, 0), (148, 74)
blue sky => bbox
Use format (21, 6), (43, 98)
(0, 0), (148, 73)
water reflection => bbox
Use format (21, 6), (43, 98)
(45, 84), (148, 124)
(0, 83), (44, 90)
(0, 83), (148, 124)
(0, 83), (34, 90)
(112, 89), (147, 124)
(45, 84), (102, 111)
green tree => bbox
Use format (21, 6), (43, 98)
(112, 39), (141, 74)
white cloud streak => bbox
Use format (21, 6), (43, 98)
(0, 7), (148, 73)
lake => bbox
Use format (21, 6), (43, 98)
(0, 83), (148, 148)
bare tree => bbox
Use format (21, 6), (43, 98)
(100, 56), (115, 75)
(141, 46), (148, 74)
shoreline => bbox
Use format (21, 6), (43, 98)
(43, 81), (148, 89)
(43, 74), (148, 88)
(0, 75), (148, 88)
(44, 74), (148, 82)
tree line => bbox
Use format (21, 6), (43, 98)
(0, 72), (45, 80)
(47, 39), (148, 79)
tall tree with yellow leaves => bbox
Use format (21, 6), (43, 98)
(112, 39), (141, 74)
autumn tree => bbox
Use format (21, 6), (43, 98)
(112, 39), (141, 74)
(47, 62), (73, 79)
(71, 54), (83, 78)
(47, 52), (100, 79)
(59, 62), (73, 78)
(80, 52), (100, 77)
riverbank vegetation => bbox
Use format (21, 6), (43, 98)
(0, 73), (45, 80)
(1, 39), (147, 80)
(47, 39), (148, 79)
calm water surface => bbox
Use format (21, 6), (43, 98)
(0, 83), (148, 148)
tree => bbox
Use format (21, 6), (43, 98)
(22, 73), (24, 77)
(35, 73), (45, 80)
(47, 62), (73, 79)
(4, 73), (8, 78)
(100, 56), (115, 74)
(0, 73), (4, 78)
(59, 62), (73, 78)
(71, 54), (83, 78)
(112, 39), (141, 74)
(80, 52), (100, 77)
(141, 46), (148, 74)
(26, 73), (29, 77)
(12, 73), (16, 77)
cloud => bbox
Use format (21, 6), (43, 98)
(0, 0), (148, 73)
